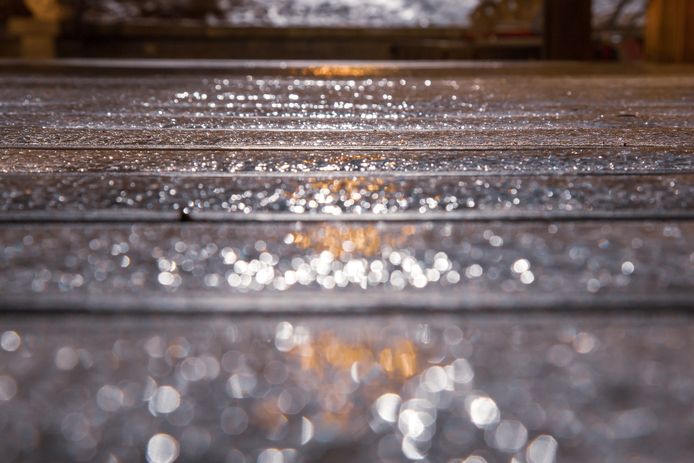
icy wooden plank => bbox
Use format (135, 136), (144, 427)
(0, 313), (692, 462)
(1, 69), (691, 148)
(0, 173), (691, 221)
(1, 147), (692, 175)
(2, 127), (691, 149)
(0, 221), (691, 311)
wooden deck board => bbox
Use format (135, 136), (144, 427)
(1, 147), (693, 175)
(0, 173), (692, 221)
(0, 63), (691, 150)
(0, 220), (691, 311)
(0, 312), (692, 462)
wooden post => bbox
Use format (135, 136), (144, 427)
(8, 17), (59, 58)
(7, 0), (70, 59)
(543, 0), (592, 60)
(646, 0), (694, 62)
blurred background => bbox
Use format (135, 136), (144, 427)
(0, 0), (691, 61)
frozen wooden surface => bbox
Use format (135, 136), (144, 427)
(0, 60), (692, 462)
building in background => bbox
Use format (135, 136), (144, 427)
(3, 0), (683, 61)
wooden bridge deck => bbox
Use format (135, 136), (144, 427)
(0, 60), (692, 462)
